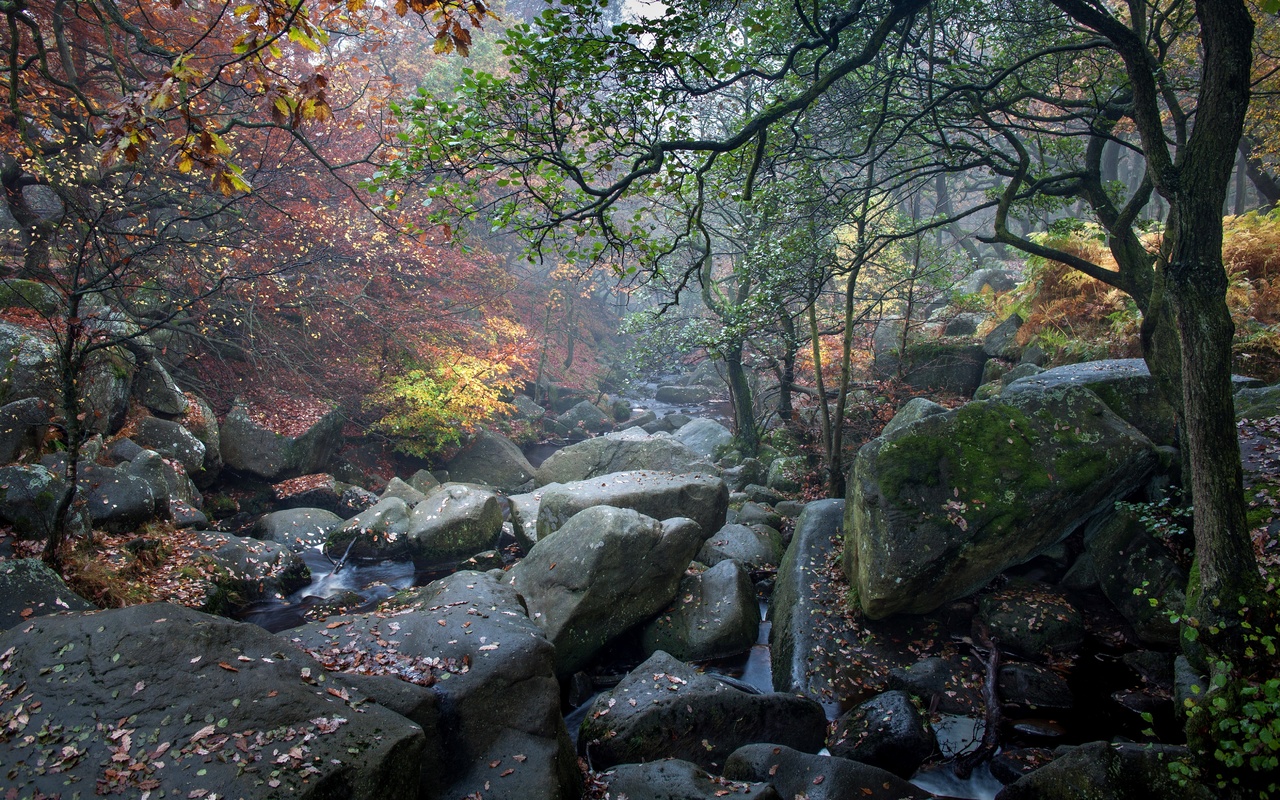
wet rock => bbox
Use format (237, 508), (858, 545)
(674, 418), (734, 461)
(406, 483), (504, 569)
(338, 484), (379, 516)
(0, 603), (425, 800)
(828, 689), (935, 778)
(723, 743), (933, 800)
(558, 400), (614, 434)
(512, 507), (705, 676)
(977, 580), (1084, 658)
(0, 463), (67, 539)
(380, 476), (431, 507)
(0, 397), (49, 463)
(0, 558), (94, 629)
(998, 663), (1074, 713)
(887, 657), (982, 715)
(995, 741), (1214, 799)
(195, 531), (311, 611)
(535, 470), (727, 544)
(640, 559), (761, 662)
(254, 507), (343, 551)
(578, 651), (826, 771)
(81, 462), (160, 532)
(325, 497), (413, 561)
(1085, 511), (1187, 647)
(655, 385), (712, 404)
(600, 760), (781, 800)
(219, 399), (343, 481)
(989, 747), (1057, 784)
(288, 571), (580, 800)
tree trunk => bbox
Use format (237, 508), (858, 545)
(1238, 136), (1280, 210)
(724, 341), (759, 456)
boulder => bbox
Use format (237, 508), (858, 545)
(535, 470), (728, 543)
(618, 408), (658, 430)
(0, 463), (66, 538)
(880, 397), (947, 439)
(770, 499), (850, 700)
(845, 384), (1158, 618)
(81, 462), (160, 532)
(133, 416), (206, 476)
(406, 483), (504, 568)
(999, 663), (1074, 713)
(723, 743), (933, 800)
(977, 580), (1084, 658)
(984, 313), (1024, 359)
(125, 448), (199, 517)
(957, 268), (1019, 294)
(1003, 358), (1178, 446)
(512, 394), (547, 421)
(886, 657), (981, 715)
(272, 473), (341, 511)
(1085, 511), (1187, 646)
(996, 741), (1213, 800)
(735, 501), (782, 531)
(219, 399), (343, 481)
(445, 428), (539, 492)
(195, 531), (311, 610)
(0, 603), (425, 800)
(0, 321), (59, 408)
(286, 572), (580, 800)
(409, 468), (442, 494)
(338, 484), (379, 517)
(0, 278), (61, 315)
(655, 385), (713, 404)
(599, 760), (781, 800)
(380, 476), (431, 507)
(179, 393), (223, 485)
(578, 651), (826, 772)
(253, 507), (344, 551)
(1235, 384), (1280, 419)
(640, 559), (761, 661)
(558, 399), (614, 433)
(697, 523), (780, 569)
(674, 418), (734, 460)
(721, 458), (764, 492)
(132, 357), (188, 415)
(900, 342), (990, 396)
(765, 456), (805, 493)
(512, 507), (705, 676)
(943, 311), (990, 337)
(0, 396), (50, 463)
(325, 497), (413, 561)
(0, 558), (94, 629)
(536, 430), (714, 485)
(507, 483), (565, 553)
(610, 398), (632, 422)
(828, 690), (935, 778)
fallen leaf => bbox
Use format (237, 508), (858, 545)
(218, 662), (239, 672)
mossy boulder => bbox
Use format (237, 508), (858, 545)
(0, 279), (61, 316)
(1234, 383), (1280, 420)
(325, 497), (413, 561)
(844, 384), (1157, 618)
(899, 342), (989, 397)
(976, 579), (1084, 658)
(1084, 510), (1187, 646)
(996, 741), (1214, 800)
(219, 399), (343, 481)
(405, 483), (503, 569)
(1003, 358), (1178, 446)
(0, 463), (66, 539)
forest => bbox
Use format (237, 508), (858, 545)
(1, 0), (1280, 798)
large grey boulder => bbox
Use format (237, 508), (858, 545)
(984, 313), (1024, 359)
(0, 558), (94, 629)
(0, 397), (50, 463)
(1003, 358), (1178, 446)
(880, 396), (948, 439)
(506, 482), (565, 553)
(133, 416), (206, 476)
(697, 522), (780, 569)
(770, 499), (851, 701)
(0, 603), (426, 800)
(219, 399), (343, 481)
(445, 428), (539, 492)
(977, 579), (1085, 658)
(81, 462), (161, 532)
(673, 418), (734, 460)
(286, 571), (580, 800)
(640, 559), (761, 661)
(655, 385), (712, 404)
(254, 507), (343, 551)
(578, 651), (827, 772)
(558, 399), (614, 433)
(535, 470), (728, 542)
(0, 321), (132, 434)
(132, 357), (188, 415)
(512, 506), (706, 676)
(536, 430), (714, 485)
(1085, 511), (1188, 646)
(0, 463), (66, 538)
(1234, 384), (1280, 420)
(900, 342), (989, 396)
(405, 483), (504, 568)
(724, 743), (933, 800)
(180, 393), (223, 485)
(599, 760), (780, 800)
(845, 384), (1158, 618)
(996, 741), (1213, 800)
(324, 497), (413, 561)
(828, 690), (935, 778)
(379, 476), (431, 506)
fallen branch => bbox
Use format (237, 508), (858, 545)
(954, 624), (1002, 779)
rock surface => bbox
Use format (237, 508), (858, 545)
(445, 428), (539, 492)
(0, 558), (94, 629)
(828, 689), (935, 778)
(641, 559), (761, 661)
(406, 483), (504, 568)
(536, 431), (714, 485)
(723, 743), (933, 800)
(578, 651), (827, 772)
(0, 603), (426, 800)
(845, 384), (1157, 617)
(536, 470), (727, 543)
(600, 760), (780, 800)
(219, 400), (343, 481)
(512, 507), (706, 675)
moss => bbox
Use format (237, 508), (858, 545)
(1053, 446), (1112, 491)
(877, 402), (1050, 531)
